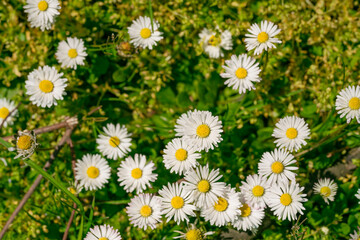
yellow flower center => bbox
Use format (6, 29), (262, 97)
(197, 180), (210, 193)
(208, 35), (221, 46)
(0, 107), (9, 119)
(39, 80), (54, 93)
(17, 135), (33, 150)
(186, 229), (202, 240)
(240, 203), (251, 217)
(69, 187), (77, 195)
(348, 97), (360, 110)
(86, 166), (100, 179)
(175, 148), (188, 161)
(252, 185), (264, 197)
(38, 0), (48, 11)
(257, 32), (269, 43)
(140, 28), (151, 39)
(68, 49), (78, 58)
(98, 238), (108, 240)
(286, 127), (298, 139)
(171, 196), (184, 209)
(131, 168), (142, 179)
(320, 186), (331, 197)
(140, 205), (152, 217)
(196, 124), (210, 138)
(271, 161), (284, 174)
(280, 193), (292, 206)
(235, 67), (248, 79)
(214, 197), (228, 212)
(109, 136), (120, 147)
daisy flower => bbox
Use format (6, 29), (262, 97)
(67, 180), (83, 196)
(84, 224), (122, 240)
(162, 138), (201, 175)
(201, 186), (241, 227)
(232, 194), (265, 231)
(183, 164), (226, 208)
(14, 130), (38, 159)
(55, 37), (87, 69)
(23, 0), (61, 31)
(267, 181), (307, 221)
(272, 116), (310, 152)
(126, 193), (162, 230)
(244, 20), (281, 55)
(117, 154), (157, 194)
(220, 54), (262, 94)
(350, 227), (360, 240)
(355, 189), (360, 204)
(198, 28), (232, 59)
(335, 85), (360, 124)
(240, 174), (271, 208)
(0, 98), (17, 128)
(96, 123), (132, 160)
(313, 178), (338, 204)
(75, 154), (111, 191)
(25, 66), (67, 108)
(128, 16), (163, 50)
(174, 223), (214, 239)
(258, 148), (298, 185)
(175, 110), (223, 152)
(159, 182), (196, 224)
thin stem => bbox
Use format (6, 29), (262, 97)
(148, 0), (154, 31)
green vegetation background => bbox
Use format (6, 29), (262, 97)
(1, 0), (360, 239)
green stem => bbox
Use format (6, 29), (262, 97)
(148, 0), (154, 32)
(85, 194), (96, 235)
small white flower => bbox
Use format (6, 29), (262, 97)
(267, 181), (307, 221)
(220, 54), (261, 94)
(313, 178), (338, 204)
(183, 164), (226, 208)
(126, 193), (162, 230)
(335, 85), (360, 124)
(25, 65), (67, 108)
(355, 189), (360, 204)
(258, 148), (298, 185)
(75, 154), (111, 191)
(158, 182), (196, 224)
(84, 224), (122, 240)
(350, 227), (360, 240)
(96, 123), (132, 160)
(174, 223), (214, 239)
(162, 138), (201, 175)
(272, 116), (310, 152)
(198, 28), (232, 59)
(240, 174), (271, 208)
(244, 20), (281, 55)
(14, 130), (38, 159)
(67, 181), (83, 196)
(55, 37), (87, 69)
(128, 16), (163, 50)
(175, 110), (223, 152)
(117, 154), (157, 194)
(23, 0), (60, 31)
(0, 98), (17, 128)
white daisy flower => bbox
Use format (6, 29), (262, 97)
(67, 180), (83, 196)
(174, 223), (214, 239)
(267, 181), (307, 221)
(240, 174), (271, 208)
(128, 16), (163, 50)
(198, 28), (233, 59)
(75, 154), (111, 191)
(272, 116), (310, 152)
(313, 178), (338, 204)
(117, 154), (157, 194)
(258, 148), (298, 185)
(355, 189), (360, 204)
(25, 65), (67, 108)
(55, 37), (87, 69)
(0, 98), (17, 128)
(350, 227), (360, 240)
(201, 186), (241, 227)
(183, 164), (226, 208)
(158, 182), (196, 224)
(23, 0), (60, 31)
(232, 194), (265, 231)
(126, 193), (162, 230)
(14, 130), (38, 159)
(244, 20), (281, 55)
(84, 224), (122, 240)
(335, 85), (360, 124)
(96, 123), (132, 161)
(220, 54), (262, 94)
(162, 138), (201, 175)
(175, 110), (223, 152)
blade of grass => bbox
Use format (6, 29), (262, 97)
(148, 0), (154, 31)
